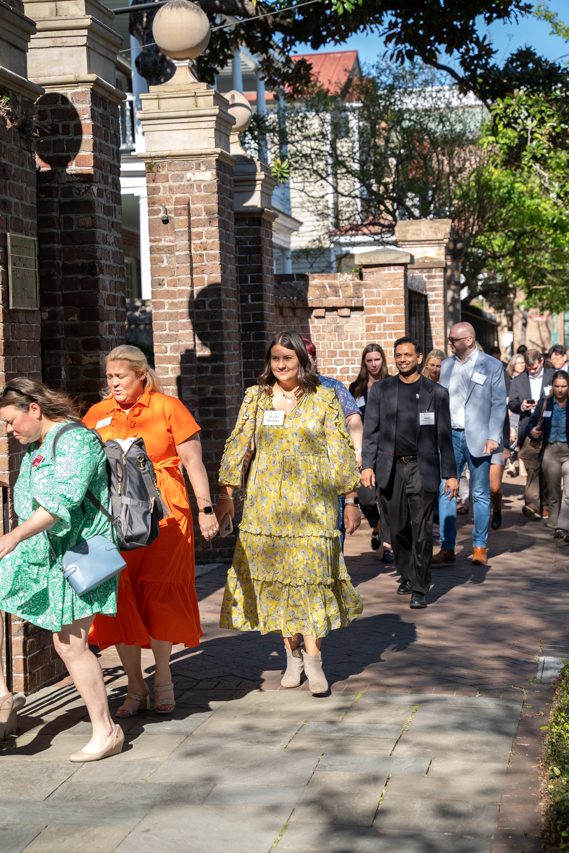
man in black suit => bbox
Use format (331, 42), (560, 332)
(509, 348), (554, 520)
(361, 337), (458, 609)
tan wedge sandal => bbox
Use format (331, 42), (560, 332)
(154, 682), (175, 714)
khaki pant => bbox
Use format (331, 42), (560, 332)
(541, 442), (569, 529)
(519, 440), (549, 512)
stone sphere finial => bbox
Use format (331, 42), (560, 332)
(225, 90), (252, 155)
(153, 0), (211, 62)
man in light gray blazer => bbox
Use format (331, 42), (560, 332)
(434, 322), (507, 566)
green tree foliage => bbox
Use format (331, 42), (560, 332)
(272, 59), (569, 310)
(129, 0), (552, 98)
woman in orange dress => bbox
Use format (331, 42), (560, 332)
(85, 345), (218, 716)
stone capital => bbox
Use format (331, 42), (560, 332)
(138, 82), (236, 158)
(0, 0), (44, 98)
(23, 0), (123, 100)
(233, 155), (277, 216)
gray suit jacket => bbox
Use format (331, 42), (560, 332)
(440, 351), (507, 458)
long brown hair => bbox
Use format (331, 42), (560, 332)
(257, 331), (320, 395)
(0, 377), (82, 421)
(352, 344), (388, 399)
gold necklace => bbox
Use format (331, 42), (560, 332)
(278, 385), (300, 403)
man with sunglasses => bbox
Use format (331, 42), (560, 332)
(434, 322), (507, 566)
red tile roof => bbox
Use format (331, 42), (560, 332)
(291, 50), (360, 93)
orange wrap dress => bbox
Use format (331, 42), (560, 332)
(84, 390), (203, 650)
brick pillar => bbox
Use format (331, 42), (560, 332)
(24, 0), (126, 403)
(233, 156), (277, 386)
(395, 219), (452, 354)
(359, 251), (411, 372)
(139, 78), (241, 560)
(0, 0), (68, 694)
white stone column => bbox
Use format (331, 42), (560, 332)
(284, 249), (292, 274)
(130, 33), (147, 155)
(232, 49), (243, 93)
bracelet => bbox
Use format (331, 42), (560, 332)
(354, 448), (362, 453)
(218, 495), (234, 501)
(196, 496), (213, 505)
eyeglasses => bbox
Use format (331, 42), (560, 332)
(0, 386), (35, 401)
(447, 336), (471, 345)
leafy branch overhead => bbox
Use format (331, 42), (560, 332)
(128, 0), (560, 99)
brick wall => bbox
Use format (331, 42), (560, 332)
(145, 156), (241, 561)
(275, 273), (365, 384)
(36, 87), (125, 403)
(235, 211), (276, 386)
(408, 261), (447, 354)
(0, 85), (64, 693)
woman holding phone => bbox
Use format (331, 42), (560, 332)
(215, 331), (363, 694)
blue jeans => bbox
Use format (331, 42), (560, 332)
(439, 429), (491, 550)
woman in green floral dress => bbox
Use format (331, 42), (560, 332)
(215, 331), (363, 694)
(0, 378), (123, 761)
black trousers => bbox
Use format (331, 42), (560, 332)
(358, 484), (392, 545)
(379, 458), (436, 594)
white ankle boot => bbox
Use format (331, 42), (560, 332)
(281, 645), (304, 688)
(302, 649), (329, 694)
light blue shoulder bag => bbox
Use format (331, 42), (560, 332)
(44, 425), (126, 596)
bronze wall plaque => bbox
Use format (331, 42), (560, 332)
(7, 233), (39, 310)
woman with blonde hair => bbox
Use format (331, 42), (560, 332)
(85, 346), (217, 716)
(422, 349), (446, 383)
(0, 378), (123, 761)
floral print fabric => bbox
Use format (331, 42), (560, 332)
(0, 424), (118, 632)
(219, 385), (363, 637)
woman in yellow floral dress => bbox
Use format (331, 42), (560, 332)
(215, 331), (363, 694)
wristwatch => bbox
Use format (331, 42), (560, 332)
(344, 497), (360, 506)
(199, 505), (214, 515)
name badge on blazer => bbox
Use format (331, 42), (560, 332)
(472, 372), (487, 385)
(419, 412), (435, 426)
(263, 410), (285, 426)
(543, 411), (552, 418)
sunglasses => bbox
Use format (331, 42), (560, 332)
(447, 336), (471, 345)
(0, 386), (36, 402)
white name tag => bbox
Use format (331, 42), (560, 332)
(96, 417), (112, 429)
(473, 372), (487, 385)
(419, 412), (435, 426)
(543, 411), (552, 418)
(356, 396), (365, 407)
(263, 410), (285, 426)
(543, 385), (552, 396)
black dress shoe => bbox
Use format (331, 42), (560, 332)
(491, 510), (502, 530)
(397, 580), (412, 595)
(371, 532), (380, 551)
(410, 592), (427, 609)
(382, 548), (394, 564)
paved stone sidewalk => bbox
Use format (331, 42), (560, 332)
(1, 686), (522, 853)
(1, 475), (567, 852)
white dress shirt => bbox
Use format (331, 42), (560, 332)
(448, 348), (479, 430)
(529, 369), (544, 407)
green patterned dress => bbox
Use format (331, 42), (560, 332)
(0, 423), (118, 632)
(219, 385), (363, 638)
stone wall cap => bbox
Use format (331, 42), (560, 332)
(355, 249), (413, 266)
(395, 219), (452, 244)
(0, 64), (44, 99)
(139, 147), (236, 165)
(35, 73), (124, 103)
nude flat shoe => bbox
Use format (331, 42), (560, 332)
(0, 692), (26, 740)
(69, 724), (124, 763)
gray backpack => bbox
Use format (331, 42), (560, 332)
(53, 423), (169, 551)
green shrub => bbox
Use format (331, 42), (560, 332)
(543, 662), (569, 849)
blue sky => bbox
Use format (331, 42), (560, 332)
(295, 0), (569, 68)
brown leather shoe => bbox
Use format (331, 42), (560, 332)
(433, 548), (455, 564)
(472, 547), (487, 565)
(542, 507), (549, 519)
